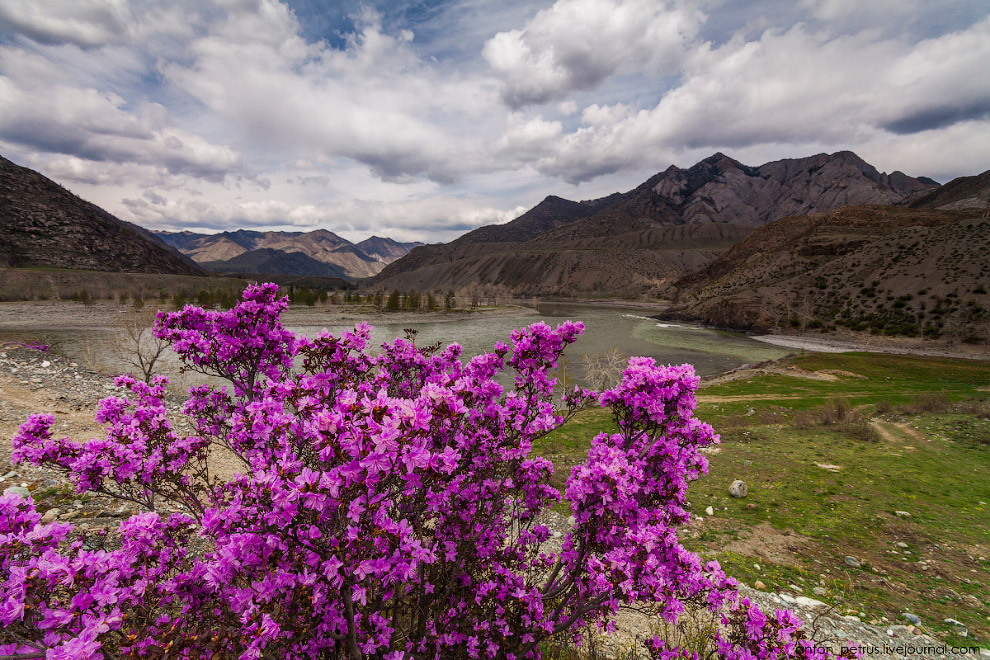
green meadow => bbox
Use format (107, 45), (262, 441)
(537, 352), (990, 646)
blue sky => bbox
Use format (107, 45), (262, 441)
(0, 0), (988, 243)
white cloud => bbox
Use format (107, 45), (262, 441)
(523, 17), (990, 182)
(483, 0), (705, 107)
(0, 0), (135, 48)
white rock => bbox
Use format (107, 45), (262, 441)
(729, 480), (748, 498)
(41, 360), (51, 368)
(41, 508), (61, 524)
(895, 510), (912, 518)
(793, 596), (826, 608)
(705, 506), (714, 516)
(4, 486), (30, 498)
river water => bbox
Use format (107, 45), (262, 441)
(0, 301), (789, 389)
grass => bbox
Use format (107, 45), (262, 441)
(535, 351), (990, 647)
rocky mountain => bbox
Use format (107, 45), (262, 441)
(155, 229), (417, 278)
(373, 151), (938, 296)
(355, 236), (423, 264)
(0, 154), (201, 275)
(908, 169), (990, 212)
(668, 204), (990, 341)
(201, 248), (348, 278)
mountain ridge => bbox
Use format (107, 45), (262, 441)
(372, 151), (939, 296)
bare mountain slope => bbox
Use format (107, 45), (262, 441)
(0, 155), (201, 275)
(669, 206), (989, 341)
(373, 152), (937, 296)
(908, 169), (990, 212)
(354, 236), (422, 264)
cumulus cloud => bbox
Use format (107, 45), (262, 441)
(523, 17), (990, 182)
(483, 0), (705, 107)
(162, 2), (496, 184)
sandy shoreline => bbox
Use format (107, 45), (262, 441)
(752, 334), (990, 360)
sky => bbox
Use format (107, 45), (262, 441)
(1, 0), (988, 244)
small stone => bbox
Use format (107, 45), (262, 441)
(41, 360), (51, 368)
(788, 584), (803, 593)
(109, 506), (131, 518)
(753, 563), (761, 571)
(843, 615), (860, 622)
(59, 510), (81, 521)
(754, 580), (766, 590)
(944, 618), (965, 626)
(4, 486), (30, 498)
(813, 586), (827, 596)
(746, 503), (757, 510)
(0, 470), (15, 481)
(705, 506), (714, 516)
(844, 556), (861, 568)
(793, 596), (826, 608)
(895, 510), (912, 518)
(729, 480), (748, 498)
(69, 362), (78, 367)
(902, 613), (921, 625)
(40, 508), (61, 524)
(895, 541), (908, 548)
(743, 460), (752, 467)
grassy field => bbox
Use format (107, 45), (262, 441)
(536, 351), (990, 647)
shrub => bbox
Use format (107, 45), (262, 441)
(2, 284), (847, 660)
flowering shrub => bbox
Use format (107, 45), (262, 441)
(2, 284), (852, 660)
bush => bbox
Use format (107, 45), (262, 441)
(794, 398), (878, 441)
(2, 284), (847, 660)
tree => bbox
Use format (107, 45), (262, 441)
(4, 284), (847, 660)
(385, 289), (400, 311)
(114, 310), (170, 384)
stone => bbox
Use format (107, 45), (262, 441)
(0, 470), (16, 481)
(729, 480), (748, 498)
(844, 556), (861, 568)
(754, 580), (766, 590)
(705, 506), (714, 516)
(743, 460), (752, 467)
(895, 541), (908, 548)
(41, 360), (50, 368)
(793, 596), (826, 608)
(894, 510), (911, 518)
(901, 613), (921, 625)
(812, 586), (827, 596)
(746, 503), (757, 510)
(59, 510), (81, 521)
(4, 486), (30, 498)
(40, 508), (61, 524)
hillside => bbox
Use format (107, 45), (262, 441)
(201, 248), (349, 278)
(908, 169), (990, 212)
(0, 155), (201, 275)
(669, 205), (990, 341)
(155, 229), (417, 278)
(373, 151), (938, 296)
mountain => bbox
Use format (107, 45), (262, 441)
(372, 151), (938, 296)
(908, 169), (990, 212)
(0, 154), (201, 275)
(668, 204), (989, 341)
(201, 248), (349, 278)
(154, 229), (414, 278)
(355, 236), (422, 264)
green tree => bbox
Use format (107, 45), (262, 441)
(385, 289), (401, 312)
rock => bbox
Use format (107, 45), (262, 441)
(793, 596), (826, 608)
(788, 584), (803, 593)
(844, 556), (861, 568)
(4, 486), (31, 498)
(109, 506), (132, 518)
(895, 541), (908, 548)
(902, 613), (921, 625)
(743, 460), (752, 467)
(705, 506), (714, 516)
(0, 470), (16, 482)
(729, 480), (748, 498)
(40, 508), (61, 524)
(812, 586), (827, 596)
(894, 510), (911, 518)
(41, 360), (51, 368)
(59, 510), (81, 521)
(754, 580), (766, 590)
(746, 503), (757, 510)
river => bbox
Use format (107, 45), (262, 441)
(0, 301), (790, 389)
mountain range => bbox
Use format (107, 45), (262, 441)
(153, 229), (421, 279)
(372, 151), (939, 296)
